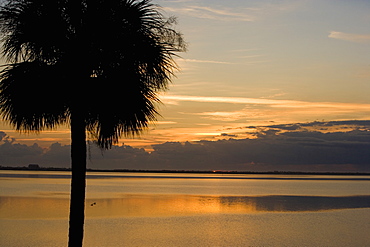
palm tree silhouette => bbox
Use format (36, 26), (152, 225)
(0, 0), (185, 246)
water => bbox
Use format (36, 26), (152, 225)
(1, 171), (370, 246)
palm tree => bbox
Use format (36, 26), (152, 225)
(0, 0), (185, 246)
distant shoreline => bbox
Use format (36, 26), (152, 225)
(1, 166), (369, 176)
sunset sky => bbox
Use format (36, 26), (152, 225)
(1, 0), (370, 171)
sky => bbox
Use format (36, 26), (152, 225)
(1, 0), (370, 171)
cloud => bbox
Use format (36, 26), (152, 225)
(155, 121), (178, 125)
(0, 135), (44, 166)
(0, 137), (150, 169)
(164, 0), (194, 3)
(0, 131), (6, 141)
(41, 142), (71, 167)
(178, 58), (268, 66)
(221, 133), (237, 138)
(111, 120), (369, 172)
(147, 95), (370, 144)
(180, 58), (234, 65)
(148, 128), (370, 172)
(1, 120), (370, 172)
(260, 120), (370, 133)
(163, 6), (255, 22)
(160, 94), (370, 111)
(328, 31), (370, 43)
(161, 94), (300, 105)
(162, 1), (305, 22)
(196, 110), (258, 122)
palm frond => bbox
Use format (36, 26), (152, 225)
(81, 0), (185, 148)
(0, 61), (68, 132)
(0, 0), (70, 63)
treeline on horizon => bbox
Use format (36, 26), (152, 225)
(1, 165), (369, 176)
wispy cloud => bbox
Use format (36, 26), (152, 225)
(238, 55), (265, 59)
(164, 0), (194, 3)
(328, 31), (370, 43)
(163, 6), (255, 22)
(196, 110), (262, 122)
(230, 48), (261, 53)
(180, 58), (234, 64)
(163, 0), (305, 22)
(177, 57), (268, 67)
(155, 121), (178, 125)
(160, 94), (370, 110)
(161, 95), (301, 106)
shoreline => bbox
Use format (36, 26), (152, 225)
(1, 166), (370, 176)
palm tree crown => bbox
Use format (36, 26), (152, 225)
(0, 0), (185, 148)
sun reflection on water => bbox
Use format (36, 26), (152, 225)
(1, 194), (369, 220)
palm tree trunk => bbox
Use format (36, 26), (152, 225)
(68, 112), (87, 247)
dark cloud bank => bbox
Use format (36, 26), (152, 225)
(1, 120), (370, 172)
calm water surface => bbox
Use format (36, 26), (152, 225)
(1, 171), (370, 246)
